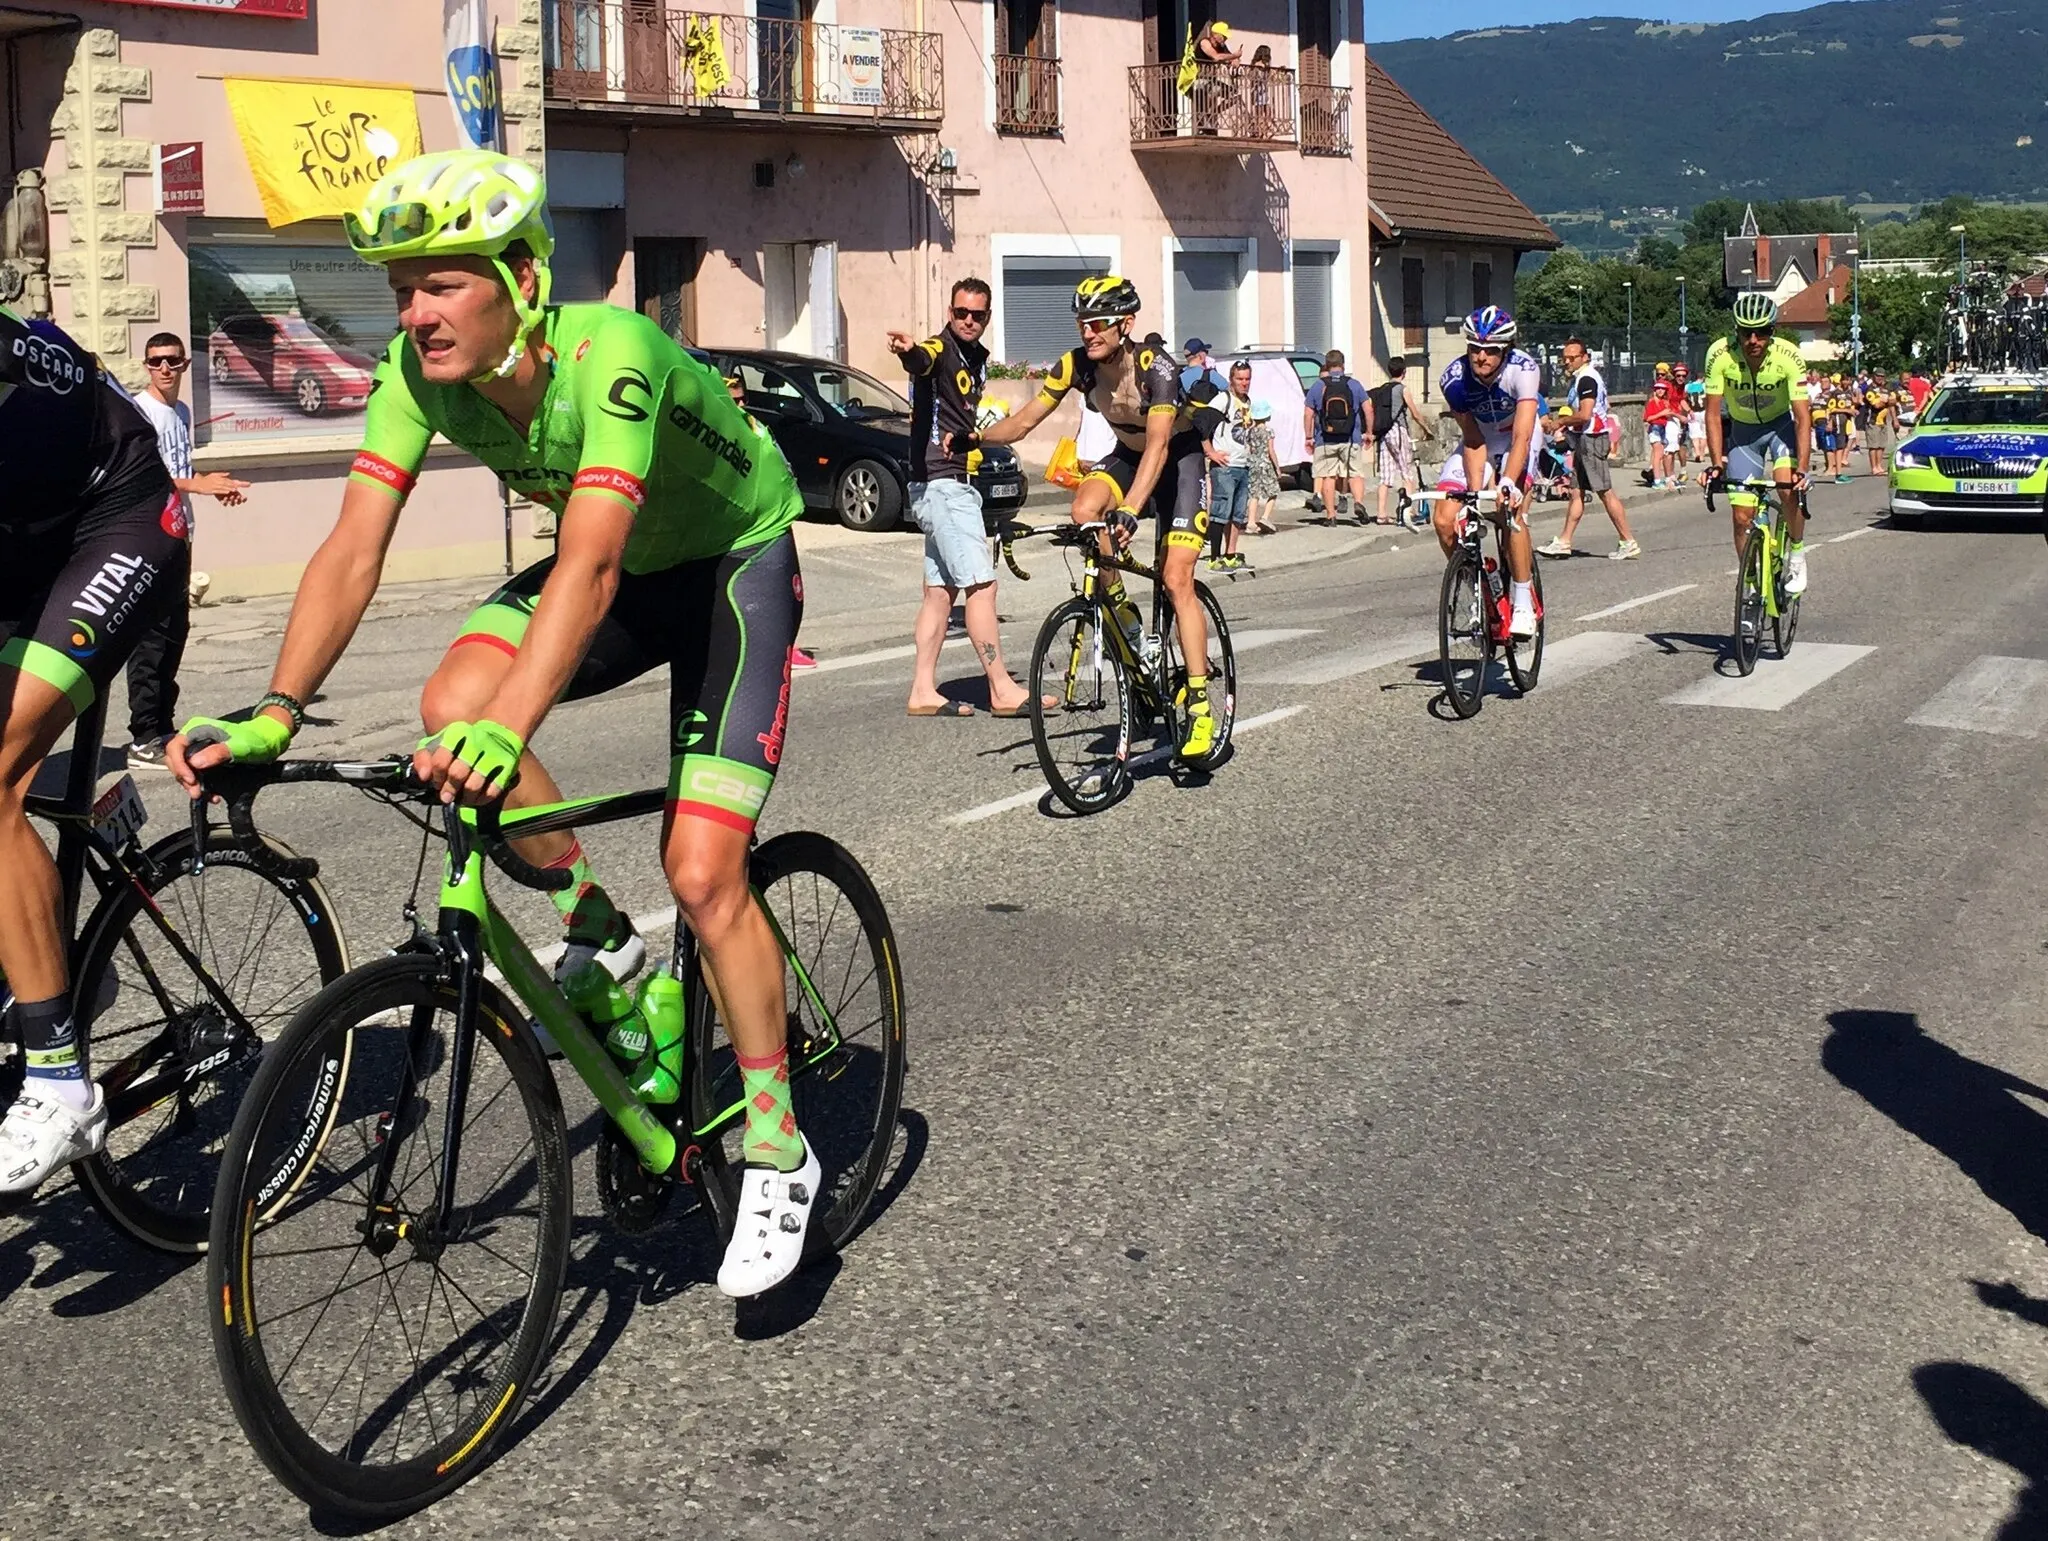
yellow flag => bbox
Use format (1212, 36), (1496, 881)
(1176, 24), (1198, 95)
(684, 17), (731, 96)
(223, 77), (423, 228)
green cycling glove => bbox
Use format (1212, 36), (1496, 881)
(418, 719), (525, 794)
(181, 710), (293, 765)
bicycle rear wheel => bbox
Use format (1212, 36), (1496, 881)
(208, 953), (570, 1520)
(1733, 524), (1766, 676)
(1159, 580), (1236, 767)
(690, 832), (906, 1258)
(1438, 547), (1489, 719)
(72, 827), (347, 1253)
(1029, 596), (1134, 815)
(1505, 558), (1545, 695)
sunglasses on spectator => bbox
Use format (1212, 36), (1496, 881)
(951, 306), (989, 323)
(1466, 345), (1507, 359)
(1077, 317), (1124, 336)
(145, 355), (189, 371)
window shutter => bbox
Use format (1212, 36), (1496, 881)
(1000, 256), (1108, 366)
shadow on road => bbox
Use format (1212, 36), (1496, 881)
(1820, 1009), (2048, 1246)
(1915, 1362), (2048, 1540)
(0, 1182), (197, 1316)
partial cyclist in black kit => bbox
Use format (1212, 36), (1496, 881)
(0, 306), (184, 1192)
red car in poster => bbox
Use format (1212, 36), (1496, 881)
(207, 312), (375, 417)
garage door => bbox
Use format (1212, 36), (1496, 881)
(1001, 257), (1110, 366)
(1293, 248), (1335, 357)
(1172, 249), (1242, 354)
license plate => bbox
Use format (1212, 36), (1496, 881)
(1959, 479), (2019, 495)
(989, 481), (1021, 498)
(90, 775), (148, 850)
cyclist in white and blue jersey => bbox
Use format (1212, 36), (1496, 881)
(1430, 306), (1542, 639)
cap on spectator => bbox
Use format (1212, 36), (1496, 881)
(1672, 363), (1689, 376)
(1211, 20), (1231, 34)
(1655, 362), (1672, 375)
(1183, 337), (1210, 355)
(1250, 398), (1272, 420)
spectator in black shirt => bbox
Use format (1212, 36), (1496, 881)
(887, 278), (1039, 717)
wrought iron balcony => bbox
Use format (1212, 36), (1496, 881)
(545, 0), (943, 129)
(1299, 81), (1351, 157)
(1128, 61), (1297, 152)
(994, 53), (1061, 136)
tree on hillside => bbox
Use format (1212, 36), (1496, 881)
(1684, 198), (1857, 246)
(1827, 273), (1945, 374)
(1863, 198), (2048, 272)
(1634, 236), (1681, 270)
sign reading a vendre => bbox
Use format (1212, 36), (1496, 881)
(107, 0), (309, 15)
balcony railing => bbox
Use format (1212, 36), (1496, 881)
(994, 53), (1061, 135)
(1299, 81), (1351, 157)
(545, 0), (943, 126)
(1128, 61), (1297, 151)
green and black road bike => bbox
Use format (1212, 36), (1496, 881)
(1705, 472), (1808, 675)
(1003, 517), (1236, 815)
(0, 694), (346, 1252)
(200, 757), (905, 1519)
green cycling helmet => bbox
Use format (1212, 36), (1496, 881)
(346, 149), (555, 377)
(1731, 291), (1779, 330)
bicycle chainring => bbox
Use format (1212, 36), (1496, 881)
(594, 1122), (676, 1234)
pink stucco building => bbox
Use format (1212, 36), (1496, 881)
(0, 0), (1389, 593)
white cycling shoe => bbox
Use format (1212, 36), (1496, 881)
(716, 1139), (821, 1298)
(1783, 549), (1809, 596)
(0, 1085), (108, 1194)
(1509, 600), (1538, 640)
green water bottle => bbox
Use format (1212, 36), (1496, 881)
(562, 963), (650, 1066)
(632, 967), (685, 1105)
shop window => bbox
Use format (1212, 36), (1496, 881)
(188, 223), (397, 448)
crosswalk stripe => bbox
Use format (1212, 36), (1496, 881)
(1827, 527), (1874, 544)
(1574, 585), (1697, 623)
(1660, 643), (1876, 712)
(1537, 630), (1658, 690)
(1229, 628), (1323, 653)
(1907, 656), (2048, 739)
(1255, 631), (1435, 685)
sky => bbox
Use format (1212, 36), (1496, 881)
(1370, 0), (1845, 43)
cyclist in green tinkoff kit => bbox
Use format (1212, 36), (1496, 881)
(170, 149), (818, 1297)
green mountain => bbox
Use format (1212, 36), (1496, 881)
(1373, 0), (2048, 224)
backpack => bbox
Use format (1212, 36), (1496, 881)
(1316, 375), (1356, 441)
(1367, 380), (1403, 432)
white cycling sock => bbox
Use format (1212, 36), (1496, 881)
(1511, 580), (1533, 607)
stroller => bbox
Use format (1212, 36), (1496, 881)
(1530, 433), (1575, 502)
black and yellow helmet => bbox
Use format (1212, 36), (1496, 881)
(1072, 274), (1142, 321)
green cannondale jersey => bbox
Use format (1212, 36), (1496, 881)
(350, 304), (801, 572)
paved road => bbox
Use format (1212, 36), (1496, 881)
(9, 476), (2048, 1539)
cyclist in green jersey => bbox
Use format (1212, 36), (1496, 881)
(1702, 293), (1814, 597)
(168, 150), (820, 1298)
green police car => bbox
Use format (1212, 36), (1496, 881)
(1888, 372), (2048, 528)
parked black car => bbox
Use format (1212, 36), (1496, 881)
(690, 347), (1028, 532)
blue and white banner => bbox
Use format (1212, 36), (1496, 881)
(443, 0), (501, 151)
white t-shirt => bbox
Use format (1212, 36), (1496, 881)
(133, 391), (195, 531)
(1211, 393), (1252, 469)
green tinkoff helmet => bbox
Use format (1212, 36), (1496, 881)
(346, 149), (556, 377)
(1731, 291), (1779, 330)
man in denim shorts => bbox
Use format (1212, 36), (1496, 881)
(888, 279), (1037, 717)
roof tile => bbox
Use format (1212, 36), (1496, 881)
(1365, 56), (1559, 250)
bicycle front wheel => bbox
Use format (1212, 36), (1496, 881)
(1159, 579), (1237, 767)
(691, 832), (907, 1257)
(1734, 525), (1766, 676)
(208, 953), (570, 1521)
(1438, 548), (1489, 719)
(1029, 596), (1134, 815)
(1505, 559), (1544, 695)
(73, 827), (348, 1253)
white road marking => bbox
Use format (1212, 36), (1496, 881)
(1574, 585), (1697, 622)
(944, 703), (1307, 825)
(1907, 656), (2048, 739)
(1536, 630), (1657, 690)
(1256, 631), (1435, 685)
(1827, 526), (1874, 543)
(1228, 627), (1323, 653)
(794, 641), (922, 675)
(1661, 643), (1876, 712)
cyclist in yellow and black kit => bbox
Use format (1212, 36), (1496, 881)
(968, 276), (1221, 760)
(1702, 291), (1814, 597)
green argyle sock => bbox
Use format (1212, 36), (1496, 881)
(737, 1047), (805, 1172)
(543, 839), (627, 946)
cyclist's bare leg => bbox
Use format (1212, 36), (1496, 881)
(662, 813), (784, 1064)
(420, 643), (572, 868)
(0, 670), (79, 1004)
(1501, 506), (1535, 584)
(1431, 495), (1462, 556)
(1777, 472), (1805, 543)
(1731, 497), (1760, 558)
(1160, 542), (1209, 673)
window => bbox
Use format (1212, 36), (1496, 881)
(812, 364), (913, 418)
(551, 209), (625, 303)
(995, 0), (1060, 134)
(1298, 0), (1334, 84)
(187, 223), (397, 448)
(1472, 262), (1493, 313)
(1293, 248), (1336, 357)
(1401, 257), (1426, 348)
(1172, 249), (1243, 354)
(999, 256), (1108, 365)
